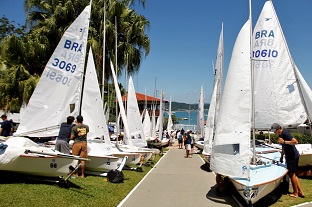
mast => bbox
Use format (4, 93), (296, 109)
(249, 0), (257, 165)
(101, 2), (106, 106)
(79, 2), (92, 116)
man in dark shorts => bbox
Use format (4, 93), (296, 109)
(70, 115), (89, 178)
(271, 123), (304, 198)
(55, 116), (75, 154)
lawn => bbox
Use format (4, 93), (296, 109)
(0, 154), (161, 207)
(0, 149), (310, 207)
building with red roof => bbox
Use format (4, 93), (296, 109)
(121, 92), (168, 117)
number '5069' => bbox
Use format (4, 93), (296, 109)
(52, 58), (76, 73)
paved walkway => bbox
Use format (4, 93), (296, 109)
(118, 142), (239, 207)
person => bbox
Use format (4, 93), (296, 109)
(181, 128), (185, 135)
(257, 131), (265, 141)
(177, 130), (183, 149)
(0, 114), (13, 137)
(184, 130), (192, 158)
(70, 115), (89, 178)
(271, 123), (305, 198)
(55, 116), (75, 154)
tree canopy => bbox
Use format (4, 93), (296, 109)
(0, 0), (150, 113)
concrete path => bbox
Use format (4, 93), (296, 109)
(118, 142), (239, 207)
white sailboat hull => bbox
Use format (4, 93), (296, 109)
(296, 144), (312, 167)
(0, 137), (81, 177)
(116, 145), (153, 162)
(230, 148), (288, 204)
(0, 154), (75, 177)
(86, 155), (120, 173)
(265, 143), (312, 168)
(195, 140), (204, 150)
(231, 165), (287, 204)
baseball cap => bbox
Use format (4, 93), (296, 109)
(271, 123), (281, 131)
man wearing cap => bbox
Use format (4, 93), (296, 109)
(271, 123), (304, 198)
(0, 114), (13, 137)
(70, 115), (89, 178)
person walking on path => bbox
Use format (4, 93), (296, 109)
(55, 116), (75, 154)
(70, 115), (89, 178)
(0, 114), (13, 137)
(184, 130), (192, 158)
(177, 130), (183, 149)
(271, 123), (305, 198)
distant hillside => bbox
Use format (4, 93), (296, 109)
(165, 101), (210, 111)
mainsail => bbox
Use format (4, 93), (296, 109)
(15, 5), (91, 137)
(253, 1), (308, 129)
(196, 86), (205, 136)
(167, 96), (173, 132)
(203, 24), (223, 156)
(81, 48), (109, 140)
(127, 76), (147, 147)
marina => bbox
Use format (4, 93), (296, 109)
(0, 0), (311, 207)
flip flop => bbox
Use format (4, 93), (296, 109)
(298, 193), (305, 198)
(287, 194), (298, 198)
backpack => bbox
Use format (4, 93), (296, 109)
(107, 170), (124, 183)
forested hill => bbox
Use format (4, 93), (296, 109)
(165, 102), (210, 111)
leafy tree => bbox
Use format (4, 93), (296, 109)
(0, 16), (26, 41)
(0, 0), (150, 114)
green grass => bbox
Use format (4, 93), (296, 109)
(247, 177), (312, 207)
(0, 153), (162, 207)
(0, 149), (310, 207)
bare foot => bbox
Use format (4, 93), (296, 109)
(287, 194), (298, 198)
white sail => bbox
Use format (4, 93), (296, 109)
(196, 86), (205, 136)
(167, 96), (173, 132)
(81, 48), (110, 140)
(109, 61), (133, 147)
(214, 23), (224, 121)
(15, 6), (91, 137)
(126, 76), (147, 147)
(294, 65), (312, 121)
(151, 105), (156, 138)
(203, 81), (218, 155)
(253, 1), (307, 129)
(143, 109), (151, 138)
(203, 24), (224, 156)
(210, 19), (252, 178)
(156, 91), (164, 139)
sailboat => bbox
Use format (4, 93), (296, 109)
(1, 5), (93, 178)
(210, 1), (287, 205)
(157, 91), (169, 146)
(195, 24), (224, 156)
(76, 49), (142, 170)
(142, 108), (152, 140)
(117, 75), (155, 159)
(194, 85), (205, 150)
(165, 95), (174, 145)
(80, 48), (124, 174)
(195, 85), (205, 139)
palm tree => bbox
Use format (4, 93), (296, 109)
(0, 0), (150, 112)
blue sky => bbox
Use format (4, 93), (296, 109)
(1, 0), (312, 103)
